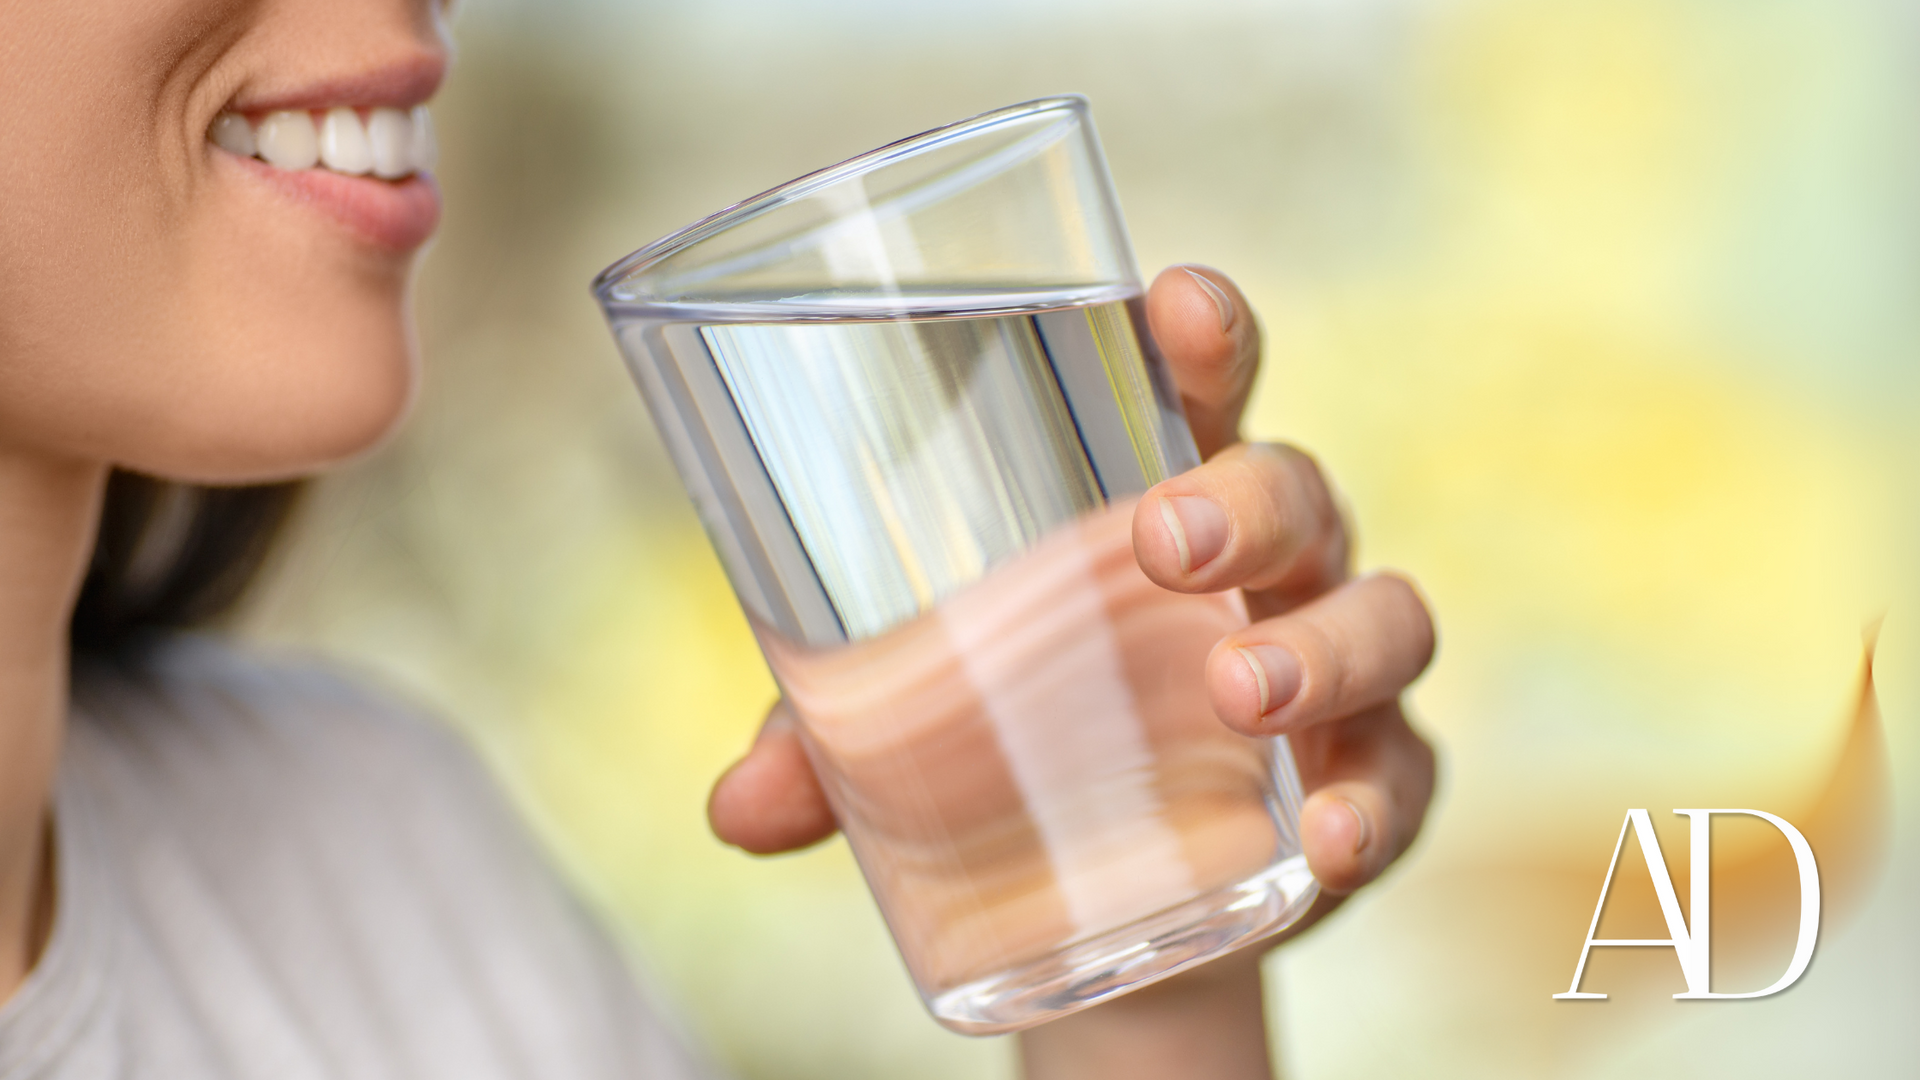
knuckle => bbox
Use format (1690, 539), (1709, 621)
(1258, 442), (1328, 502)
(1252, 443), (1349, 556)
(1368, 572), (1437, 666)
(1231, 446), (1309, 549)
(1292, 617), (1349, 711)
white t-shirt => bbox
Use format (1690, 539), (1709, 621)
(0, 637), (717, 1080)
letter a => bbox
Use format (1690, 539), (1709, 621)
(1554, 809), (1700, 999)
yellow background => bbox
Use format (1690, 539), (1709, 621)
(242, 0), (1919, 1075)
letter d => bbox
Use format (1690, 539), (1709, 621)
(1672, 809), (1821, 999)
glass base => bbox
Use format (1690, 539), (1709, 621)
(927, 856), (1320, 1035)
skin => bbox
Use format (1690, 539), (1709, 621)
(0, 3), (1434, 1075)
(710, 267), (1438, 1078)
(0, 0), (451, 1000)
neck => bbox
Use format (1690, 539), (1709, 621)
(0, 449), (105, 1004)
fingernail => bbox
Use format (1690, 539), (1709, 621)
(1313, 787), (1374, 853)
(1184, 268), (1235, 334)
(1158, 495), (1229, 575)
(1233, 645), (1302, 717)
(1334, 797), (1371, 856)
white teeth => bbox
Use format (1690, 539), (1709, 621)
(318, 107), (373, 175)
(366, 107), (412, 179)
(211, 107), (431, 179)
(211, 113), (255, 156)
(409, 106), (437, 173)
(255, 110), (318, 170)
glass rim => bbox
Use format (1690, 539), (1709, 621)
(590, 95), (1092, 302)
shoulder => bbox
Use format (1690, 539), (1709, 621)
(71, 633), (481, 807)
(65, 634), (557, 963)
(62, 635), (717, 1080)
(65, 632), (557, 937)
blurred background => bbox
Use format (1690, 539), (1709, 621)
(239, 0), (1919, 1076)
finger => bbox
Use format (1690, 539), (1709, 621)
(1290, 701), (1436, 894)
(707, 701), (839, 855)
(1206, 572), (1435, 737)
(1145, 264), (1260, 458)
(1131, 442), (1349, 609)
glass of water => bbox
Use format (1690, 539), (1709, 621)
(592, 96), (1318, 1034)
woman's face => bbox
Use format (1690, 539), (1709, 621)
(0, 0), (451, 482)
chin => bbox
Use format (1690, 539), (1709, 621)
(112, 315), (422, 485)
(136, 259), (425, 484)
(182, 402), (414, 486)
(169, 367), (417, 485)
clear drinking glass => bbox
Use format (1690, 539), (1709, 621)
(592, 96), (1318, 1034)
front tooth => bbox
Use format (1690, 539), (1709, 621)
(318, 107), (373, 175)
(256, 110), (318, 169)
(210, 113), (255, 156)
(366, 107), (412, 179)
(408, 106), (437, 173)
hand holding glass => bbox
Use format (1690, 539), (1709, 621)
(592, 97), (1318, 1034)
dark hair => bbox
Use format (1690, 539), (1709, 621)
(69, 470), (305, 657)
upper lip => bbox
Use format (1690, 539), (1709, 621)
(224, 53), (447, 115)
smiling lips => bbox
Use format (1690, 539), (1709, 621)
(211, 105), (442, 250)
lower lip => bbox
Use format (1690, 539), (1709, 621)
(222, 151), (442, 251)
